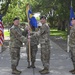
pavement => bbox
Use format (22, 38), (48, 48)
(0, 39), (74, 75)
(50, 36), (67, 51)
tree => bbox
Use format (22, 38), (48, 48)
(3, 0), (37, 27)
(0, 0), (11, 16)
(32, 0), (75, 31)
(2, 0), (75, 29)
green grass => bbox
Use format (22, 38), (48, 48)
(50, 28), (67, 40)
(4, 30), (10, 37)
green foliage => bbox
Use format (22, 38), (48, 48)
(2, 0), (38, 26)
(0, 0), (11, 15)
(1, 0), (75, 29)
(3, 0), (26, 25)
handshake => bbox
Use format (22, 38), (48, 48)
(28, 32), (36, 38)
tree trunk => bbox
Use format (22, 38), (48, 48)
(61, 20), (66, 31)
(57, 19), (62, 30)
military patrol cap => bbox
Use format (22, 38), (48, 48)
(40, 15), (46, 20)
(13, 17), (19, 21)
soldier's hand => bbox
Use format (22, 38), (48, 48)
(28, 35), (31, 39)
(33, 32), (38, 36)
(25, 26), (30, 30)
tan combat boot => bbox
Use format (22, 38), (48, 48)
(72, 66), (75, 74)
(12, 66), (21, 74)
(69, 69), (75, 74)
(69, 66), (75, 74)
(69, 69), (75, 73)
(39, 68), (49, 74)
(39, 68), (45, 73)
(72, 70), (75, 74)
(12, 69), (21, 74)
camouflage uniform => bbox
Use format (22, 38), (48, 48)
(69, 26), (75, 68)
(10, 25), (26, 69)
(22, 27), (38, 68)
(39, 23), (50, 70)
(26, 29), (38, 68)
(26, 32), (38, 62)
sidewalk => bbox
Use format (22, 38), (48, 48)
(50, 36), (67, 51)
(0, 40), (73, 75)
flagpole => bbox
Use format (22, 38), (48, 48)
(71, 0), (72, 7)
(67, 0), (72, 52)
(26, 3), (31, 65)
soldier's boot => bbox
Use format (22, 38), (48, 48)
(39, 68), (49, 74)
(69, 69), (75, 73)
(27, 62), (31, 68)
(12, 66), (21, 74)
(31, 62), (36, 68)
(71, 70), (75, 74)
(39, 68), (45, 72)
(12, 69), (22, 74)
(69, 65), (75, 74)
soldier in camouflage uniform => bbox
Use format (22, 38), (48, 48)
(24, 26), (38, 68)
(36, 16), (50, 74)
(10, 17), (27, 74)
(69, 17), (75, 74)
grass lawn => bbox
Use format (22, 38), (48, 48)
(4, 30), (10, 37)
(50, 28), (67, 40)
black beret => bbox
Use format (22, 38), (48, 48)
(0, 15), (2, 21)
(13, 17), (19, 21)
(40, 15), (46, 20)
(70, 15), (75, 20)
